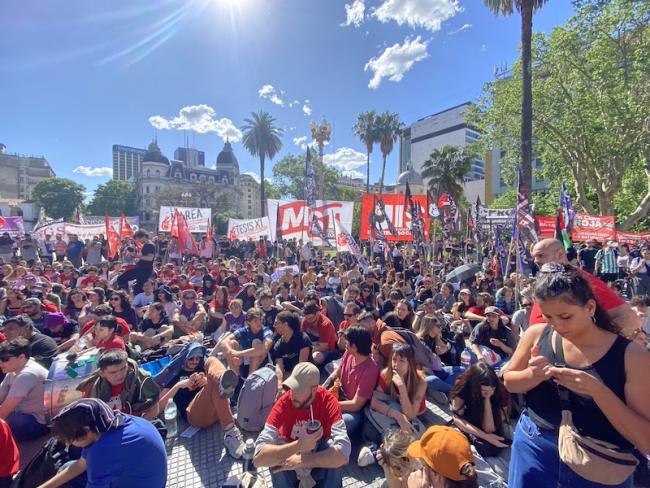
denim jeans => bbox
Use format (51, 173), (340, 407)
(426, 366), (465, 394)
(6, 411), (49, 441)
(508, 410), (633, 488)
(342, 410), (364, 436)
(270, 440), (343, 488)
(56, 461), (87, 488)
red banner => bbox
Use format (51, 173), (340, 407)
(572, 213), (616, 242)
(535, 216), (556, 238)
(360, 194), (431, 241)
(616, 232), (650, 245)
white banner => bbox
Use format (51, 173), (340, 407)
(64, 223), (110, 241)
(32, 221), (66, 240)
(227, 217), (272, 241)
(267, 199), (354, 246)
(158, 207), (211, 233)
(81, 215), (139, 228)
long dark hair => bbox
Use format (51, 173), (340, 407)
(533, 264), (619, 334)
(450, 362), (508, 437)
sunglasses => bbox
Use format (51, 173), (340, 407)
(110, 297), (120, 302)
(522, 303), (533, 308)
(343, 313), (355, 317)
(183, 296), (195, 300)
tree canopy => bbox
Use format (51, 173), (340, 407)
(421, 145), (471, 208)
(86, 180), (136, 216)
(31, 178), (85, 221)
(469, 0), (650, 230)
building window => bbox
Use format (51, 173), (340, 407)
(155, 186), (160, 191)
(145, 186), (150, 194)
(175, 171), (182, 179)
(156, 170), (160, 177)
(190, 174), (196, 181)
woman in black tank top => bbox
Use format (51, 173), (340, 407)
(503, 264), (650, 488)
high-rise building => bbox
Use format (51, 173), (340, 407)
(174, 147), (205, 168)
(0, 146), (56, 200)
(112, 144), (146, 181)
(399, 102), (485, 182)
(239, 173), (262, 219)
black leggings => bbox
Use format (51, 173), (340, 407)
(116, 266), (152, 295)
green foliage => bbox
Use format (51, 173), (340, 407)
(376, 112), (404, 193)
(86, 180), (136, 216)
(490, 189), (558, 217)
(421, 145), (471, 208)
(271, 150), (358, 202)
(32, 178), (85, 221)
(353, 111), (379, 192)
(470, 0), (650, 230)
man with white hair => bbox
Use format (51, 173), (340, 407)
(530, 238), (641, 338)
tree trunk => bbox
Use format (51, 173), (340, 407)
(520, 3), (534, 192)
(379, 154), (387, 194)
(619, 168), (650, 230)
(366, 150), (371, 195)
(260, 154), (266, 217)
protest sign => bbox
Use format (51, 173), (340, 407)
(159, 207), (211, 233)
(227, 217), (272, 241)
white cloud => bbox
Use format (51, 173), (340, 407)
(342, 0), (365, 27)
(242, 171), (261, 183)
(373, 0), (462, 32)
(293, 136), (308, 149)
(73, 166), (112, 177)
(148, 104), (242, 142)
(258, 84), (285, 106)
(302, 100), (312, 116)
(341, 169), (365, 179)
(364, 36), (429, 89)
(448, 23), (472, 35)
(480, 44), (487, 52)
(323, 147), (368, 174)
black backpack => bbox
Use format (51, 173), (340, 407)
(11, 438), (81, 488)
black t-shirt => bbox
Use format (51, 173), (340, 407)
(139, 316), (170, 334)
(261, 305), (282, 330)
(171, 365), (204, 420)
(43, 321), (80, 343)
(271, 331), (312, 374)
(29, 332), (59, 369)
(469, 322), (517, 357)
(579, 248), (598, 273)
(138, 242), (156, 270)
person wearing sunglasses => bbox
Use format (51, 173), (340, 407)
(173, 289), (207, 339)
(511, 298), (534, 338)
(0, 337), (49, 441)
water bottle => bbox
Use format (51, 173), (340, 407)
(164, 400), (178, 438)
(242, 438), (256, 474)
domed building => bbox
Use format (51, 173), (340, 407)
(135, 140), (260, 229)
(394, 165), (425, 195)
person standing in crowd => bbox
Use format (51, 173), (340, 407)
(630, 246), (650, 296)
(37, 234), (54, 265)
(116, 230), (156, 295)
(40, 398), (167, 488)
(254, 362), (351, 488)
(510, 296), (533, 337)
(578, 239), (599, 274)
(53, 234), (67, 262)
(0, 233), (14, 263)
(595, 240), (619, 285)
(0, 337), (49, 441)
(19, 234), (40, 267)
(504, 264), (650, 487)
(65, 234), (84, 268)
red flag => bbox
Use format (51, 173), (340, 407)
(119, 213), (134, 238)
(205, 218), (213, 241)
(105, 215), (121, 259)
(174, 210), (199, 255)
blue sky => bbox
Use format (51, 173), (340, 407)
(1, 0), (574, 198)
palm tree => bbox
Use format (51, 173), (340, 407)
(421, 145), (471, 205)
(484, 0), (549, 192)
(376, 111), (403, 194)
(353, 111), (378, 194)
(310, 118), (331, 200)
(241, 111), (283, 216)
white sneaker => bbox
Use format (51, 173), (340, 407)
(223, 426), (244, 459)
(357, 445), (376, 467)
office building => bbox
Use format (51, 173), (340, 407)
(112, 144), (147, 181)
(174, 147), (206, 168)
(0, 145), (56, 200)
(239, 173), (262, 219)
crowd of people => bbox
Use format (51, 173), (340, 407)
(0, 228), (649, 488)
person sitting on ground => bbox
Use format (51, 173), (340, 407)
(40, 398), (167, 488)
(337, 302), (361, 351)
(301, 299), (338, 367)
(379, 425), (479, 488)
(254, 362), (351, 488)
(221, 308), (273, 377)
(76, 304), (131, 350)
(42, 312), (79, 352)
(76, 349), (160, 420)
(469, 306), (517, 367)
(131, 302), (172, 350)
(223, 298), (246, 333)
(132, 279), (156, 318)
(90, 316), (126, 352)
(366, 344), (427, 445)
(0, 314), (58, 369)
(271, 310), (312, 385)
(323, 326), (379, 437)
(172, 288), (207, 339)
(0, 418), (19, 488)
(450, 362), (511, 458)
(433, 282), (456, 315)
(259, 289), (282, 330)
(380, 290), (403, 318)
(108, 290), (138, 331)
(22, 297), (52, 332)
(157, 343), (244, 458)
(0, 337), (49, 441)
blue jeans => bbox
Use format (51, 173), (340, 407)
(6, 411), (49, 441)
(509, 411), (633, 488)
(270, 440), (343, 488)
(426, 366), (465, 394)
(56, 461), (87, 488)
(342, 410), (364, 436)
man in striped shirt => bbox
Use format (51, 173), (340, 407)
(595, 240), (619, 285)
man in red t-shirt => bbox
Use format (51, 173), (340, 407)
(254, 362), (350, 487)
(0, 418), (19, 487)
(530, 239), (640, 337)
(301, 300), (337, 366)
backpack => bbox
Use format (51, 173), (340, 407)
(236, 366), (278, 432)
(387, 327), (441, 372)
(11, 438), (81, 488)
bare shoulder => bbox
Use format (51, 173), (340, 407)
(520, 323), (549, 346)
(624, 341), (650, 375)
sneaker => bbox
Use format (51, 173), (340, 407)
(223, 426), (244, 459)
(357, 444), (377, 467)
(219, 368), (238, 399)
